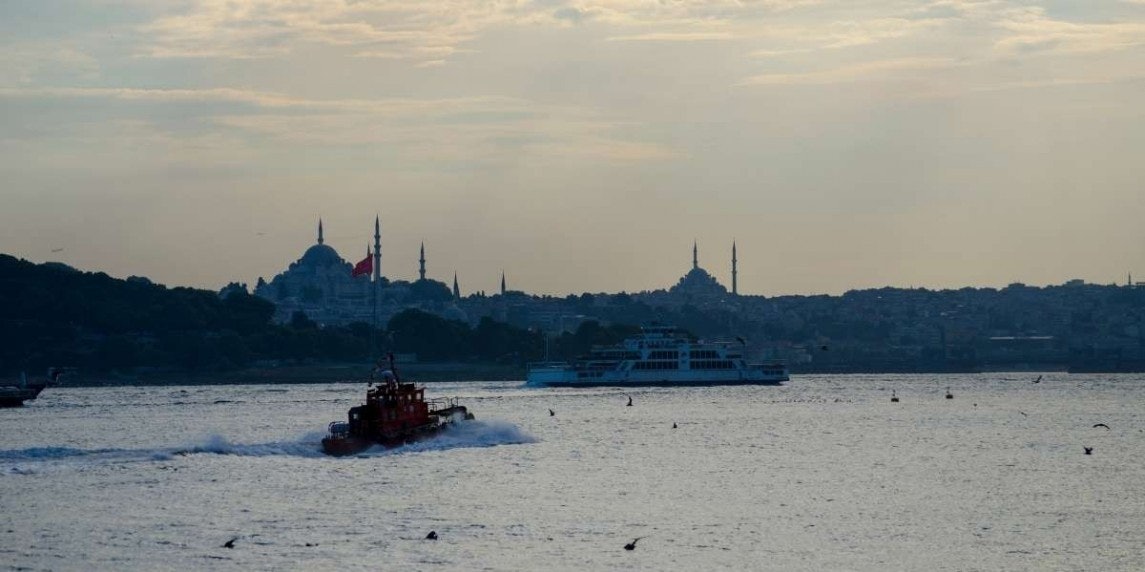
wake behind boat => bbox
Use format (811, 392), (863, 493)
(526, 325), (789, 388)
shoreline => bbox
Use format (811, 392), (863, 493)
(44, 363), (1142, 388)
(54, 362), (527, 387)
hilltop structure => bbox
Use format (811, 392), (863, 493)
(253, 220), (459, 326)
(251, 221), (745, 331)
(253, 220), (373, 324)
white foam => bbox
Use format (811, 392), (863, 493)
(353, 419), (539, 457)
(2, 421), (536, 471)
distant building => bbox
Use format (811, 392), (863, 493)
(637, 241), (740, 310)
(254, 220), (374, 325)
(251, 223), (747, 329)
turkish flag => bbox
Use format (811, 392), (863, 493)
(352, 254), (372, 277)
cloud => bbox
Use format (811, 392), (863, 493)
(992, 8), (1145, 54)
(0, 85), (677, 164)
(0, 44), (100, 86)
(606, 31), (736, 42)
(133, 0), (819, 64)
(739, 57), (961, 86)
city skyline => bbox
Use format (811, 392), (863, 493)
(9, 216), (1139, 298)
(2, 1), (1144, 296)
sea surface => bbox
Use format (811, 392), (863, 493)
(2, 374), (1144, 571)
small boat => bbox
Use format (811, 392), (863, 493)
(321, 355), (474, 456)
(0, 368), (62, 408)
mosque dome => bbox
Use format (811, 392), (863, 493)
(299, 243), (344, 267)
(669, 241), (728, 297)
(672, 267), (727, 296)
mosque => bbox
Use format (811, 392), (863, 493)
(253, 219), (464, 327)
(252, 220), (744, 331)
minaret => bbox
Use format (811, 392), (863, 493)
(693, 240), (698, 270)
(371, 217), (381, 347)
(318, 219), (324, 244)
(732, 241), (738, 296)
(501, 271), (506, 296)
(373, 215), (381, 282)
(453, 272), (461, 299)
(418, 242), (426, 281)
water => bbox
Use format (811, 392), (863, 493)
(2, 374), (1144, 571)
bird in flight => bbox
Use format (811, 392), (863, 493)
(549, 408), (555, 417)
(624, 537), (645, 551)
(1093, 423), (1110, 430)
(50, 248), (64, 253)
(1033, 375), (1042, 384)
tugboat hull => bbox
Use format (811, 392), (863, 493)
(320, 435), (375, 457)
(320, 419), (467, 456)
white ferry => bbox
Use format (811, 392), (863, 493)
(526, 326), (789, 387)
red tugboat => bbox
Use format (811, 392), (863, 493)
(321, 354), (475, 456)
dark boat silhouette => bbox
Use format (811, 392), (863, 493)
(1, 368), (62, 407)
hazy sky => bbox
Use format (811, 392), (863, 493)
(2, 1), (1144, 296)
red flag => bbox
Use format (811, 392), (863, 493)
(352, 252), (372, 278)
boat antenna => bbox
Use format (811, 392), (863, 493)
(388, 352), (400, 383)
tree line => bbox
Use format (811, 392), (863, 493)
(0, 255), (617, 375)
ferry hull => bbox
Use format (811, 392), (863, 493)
(526, 368), (789, 388)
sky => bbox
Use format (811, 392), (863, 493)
(2, 1), (1144, 297)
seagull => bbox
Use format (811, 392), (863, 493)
(1093, 423), (1110, 430)
(624, 537), (645, 551)
(890, 390), (899, 403)
(1033, 375), (1043, 384)
(1084, 447), (1094, 455)
(626, 395), (633, 407)
(426, 531), (438, 540)
(223, 536), (239, 549)
(549, 408), (555, 417)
